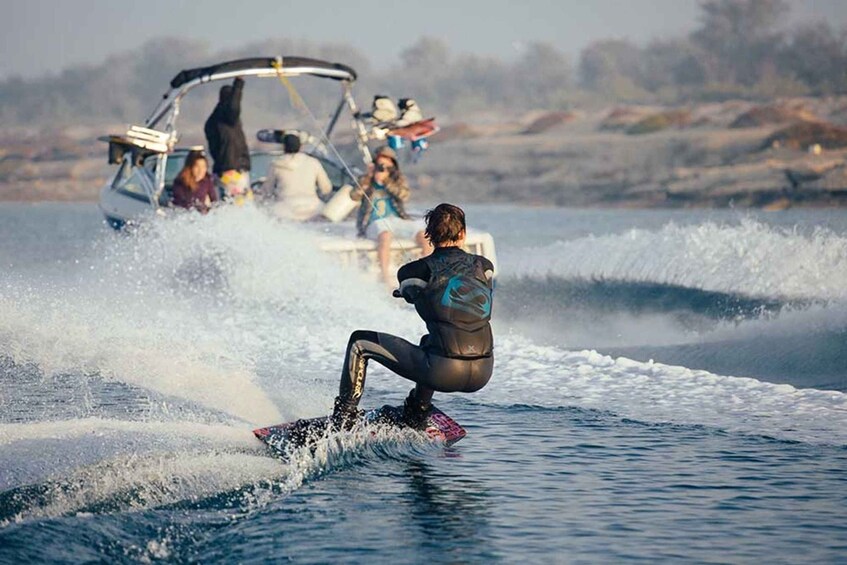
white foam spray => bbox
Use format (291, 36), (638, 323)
(3, 207), (847, 527)
(502, 218), (847, 300)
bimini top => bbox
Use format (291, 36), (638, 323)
(169, 56), (357, 89)
(146, 55), (358, 129)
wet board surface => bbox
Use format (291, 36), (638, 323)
(253, 404), (467, 455)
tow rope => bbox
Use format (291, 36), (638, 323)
(270, 56), (416, 264)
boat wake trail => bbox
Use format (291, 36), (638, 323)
(0, 206), (428, 524)
(2, 208), (846, 528)
(0, 206), (406, 426)
(0, 417), (440, 526)
(492, 219), (847, 391)
(482, 336), (847, 447)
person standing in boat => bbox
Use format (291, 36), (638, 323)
(263, 133), (333, 221)
(332, 203), (494, 429)
(204, 77), (251, 202)
(171, 151), (218, 213)
(350, 146), (432, 285)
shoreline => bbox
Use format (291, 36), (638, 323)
(4, 191), (846, 209)
(4, 97), (847, 210)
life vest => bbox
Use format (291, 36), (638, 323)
(416, 250), (493, 359)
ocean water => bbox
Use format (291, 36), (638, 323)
(1, 202), (846, 563)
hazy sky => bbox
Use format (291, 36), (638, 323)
(2, 0), (846, 79)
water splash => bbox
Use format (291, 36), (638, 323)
(3, 205), (847, 533)
(0, 420), (437, 526)
(502, 218), (847, 300)
(0, 206), (418, 424)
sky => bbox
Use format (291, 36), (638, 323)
(2, 0), (846, 80)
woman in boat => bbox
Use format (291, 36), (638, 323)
(350, 146), (432, 285)
(172, 151), (218, 213)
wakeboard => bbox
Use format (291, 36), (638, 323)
(253, 404), (466, 455)
(387, 118), (439, 141)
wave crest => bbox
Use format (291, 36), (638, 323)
(503, 218), (847, 300)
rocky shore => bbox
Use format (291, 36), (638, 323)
(411, 96), (847, 209)
(3, 97), (847, 209)
(0, 126), (108, 202)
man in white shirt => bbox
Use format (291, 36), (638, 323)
(264, 134), (333, 221)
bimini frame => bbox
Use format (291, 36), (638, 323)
(139, 56), (368, 199)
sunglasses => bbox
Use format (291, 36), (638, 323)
(375, 163), (395, 173)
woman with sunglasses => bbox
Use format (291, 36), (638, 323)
(350, 146), (432, 285)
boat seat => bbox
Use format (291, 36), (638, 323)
(319, 231), (497, 277)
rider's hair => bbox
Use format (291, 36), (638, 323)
(424, 203), (466, 246)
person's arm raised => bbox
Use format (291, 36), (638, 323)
(222, 77), (244, 125)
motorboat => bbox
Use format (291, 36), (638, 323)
(97, 56), (497, 273)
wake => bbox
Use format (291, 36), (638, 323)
(3, 207), (847, 528)
(501, 218), (847, 301)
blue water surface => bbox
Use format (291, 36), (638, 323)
(1, 203), (846, 563)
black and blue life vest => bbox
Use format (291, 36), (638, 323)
(416, 250), (493, 359)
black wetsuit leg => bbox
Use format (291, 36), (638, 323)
(337, 330), (494, 409)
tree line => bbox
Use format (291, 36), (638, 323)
(1, 0), (845, 127)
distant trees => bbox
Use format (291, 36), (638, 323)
(691, 0), (789, 85)
(779, 22), (847, 94)
(579, 39), (648, 100)
(640, 39), (709, 93)
(0, 0), (845, 126)
(395, 37), (453, 105)
(382, 37), (574, 116)
(0, 38), (209, 125)
(573, 0), (847, 102)
(513, 42), (574, 108)
(0, 37), (375, 127)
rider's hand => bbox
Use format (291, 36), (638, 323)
(395, 286), (421, 303)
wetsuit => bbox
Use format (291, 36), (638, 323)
(335, 246), (494, 421)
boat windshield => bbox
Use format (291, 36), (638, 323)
(164, 154), (186, 185)
(141, 152), (189, 187)
(118, 167), (155, 201)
